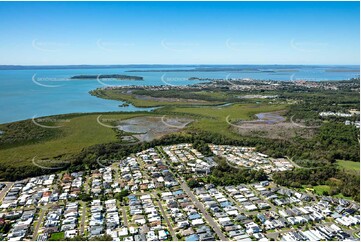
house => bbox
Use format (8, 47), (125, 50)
(158, 230), (167, 240)
(177, 220), (190, 229)
(90, 225), (103, 236)
(181, 228), (194, 237)
(119, 227), (128, 237)
(146, 231), (158, 241)
(245, 222), (261, 235)
(188, 213), (201, 220)
(64, 229), (77, 238)
(191, 219), (204, 226)
(199, 232), (214, 241)
(244, 204), (257, 211)
(228, 228), (243, 237)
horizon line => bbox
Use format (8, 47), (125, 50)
(0, 64), (359, 66)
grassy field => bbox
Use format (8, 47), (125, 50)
(0, 112), (149, 167)
(337, 159), (360, 173)
(312, 185), (331, 195)
(301, 185), (352, 200)
(333, 193), (353, 200)
(49, 232), (64, 241)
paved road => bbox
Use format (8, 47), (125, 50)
(32, 205), (48, 240)
(79, 201), (87, 234)
(122, 207), (129, 227)
(156, 200), (177, 241)
(0, 182), (14, 202)
(158, 148), (228, 240)
(180, 182), (228, 241)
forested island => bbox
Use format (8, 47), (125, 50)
(70, 74), (143, 80)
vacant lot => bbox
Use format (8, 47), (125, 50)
(313, 185), (331, 195)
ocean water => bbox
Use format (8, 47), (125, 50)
(0, 65), (359, 124)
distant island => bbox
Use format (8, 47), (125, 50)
(70, 74), (143, 80)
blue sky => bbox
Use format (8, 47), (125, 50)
(0, 1), (359, 65)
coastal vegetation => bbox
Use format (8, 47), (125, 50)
(258, 122), (359, 162)
(0, 120), (62, 148)
(0, 112), (150, 172)
(0, 102), (282, 175)
(90, 88), (221, 107)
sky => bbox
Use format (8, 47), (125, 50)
(0, 1), (359, 65)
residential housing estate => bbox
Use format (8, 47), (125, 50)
(0, 144), (359, 241)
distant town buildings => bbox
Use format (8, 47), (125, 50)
(319, 112), (354, 118)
